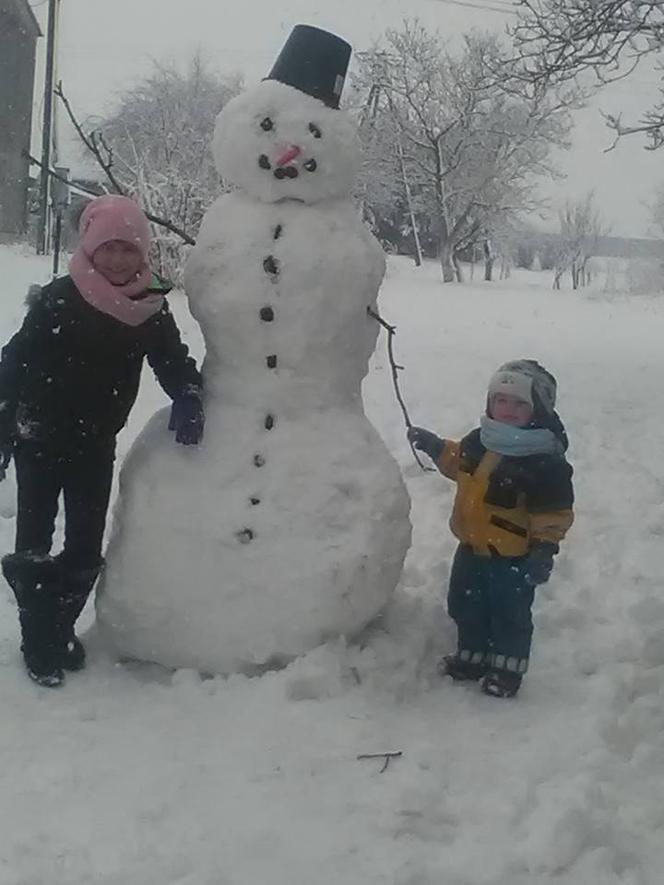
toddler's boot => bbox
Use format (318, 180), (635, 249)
(481, 668), (522, 698)
(438, 653), (488, 681)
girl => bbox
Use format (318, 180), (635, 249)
(0, 195), (204, 687)
(408, 360), (574, 698)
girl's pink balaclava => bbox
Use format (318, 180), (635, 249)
(69, 195), (164, 326)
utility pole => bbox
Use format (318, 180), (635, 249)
(36, 0), (59, 255)
(51, 166), (70, 278)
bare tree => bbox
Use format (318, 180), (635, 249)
(98, 53), (242, 281)
(356, 22), (572, 283)
(356, 84), (424, 265)
(511, 0), (664, 148)
(553, 192), (607, 289)
(360, 83), (422, 267)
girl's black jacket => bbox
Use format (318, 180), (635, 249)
(0, 275), (202, 447)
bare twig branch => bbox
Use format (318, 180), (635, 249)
(367, 306), (433, 472)
(24, 152), (103, 197)
(510, 0), (664, 147)
(56, 81), (126, 195)
(357, 751), (403, 773)
(144, 212), (195, 247)
(54, 81), (197, 246)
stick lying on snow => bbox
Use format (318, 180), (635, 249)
(357, 751), (403, 773)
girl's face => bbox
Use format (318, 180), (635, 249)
(490, 394), (533, 428)
(92, 240), (143, 285)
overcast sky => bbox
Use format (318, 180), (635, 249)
(33, 0), (664, 237)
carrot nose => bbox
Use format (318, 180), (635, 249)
(275, 145), (301, 167)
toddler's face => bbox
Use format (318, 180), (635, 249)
(489, 394), (533, 428)
(93, 240), (143, 286)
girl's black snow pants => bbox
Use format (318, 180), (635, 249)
(13, 437), (116, 569)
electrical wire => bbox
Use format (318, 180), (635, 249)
(429, 0), (517, 15)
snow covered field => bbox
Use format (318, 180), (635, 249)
(1, 245), (664, 885)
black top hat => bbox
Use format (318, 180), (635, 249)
(266, 25), (352, 109)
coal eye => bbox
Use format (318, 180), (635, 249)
(260, 117), (274, 132)
(308, 123), (322, 138)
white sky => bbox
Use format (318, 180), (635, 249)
(32, 0), (664, 237)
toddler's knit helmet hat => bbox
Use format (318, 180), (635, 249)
(487, 359), (568, 449)
(488, 360), (557, 415)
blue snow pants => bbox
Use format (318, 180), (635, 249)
(447, 544), (535, 674)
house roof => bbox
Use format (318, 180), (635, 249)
(2, 0), (42, 38)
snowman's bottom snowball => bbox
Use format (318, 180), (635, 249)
(95, 405), (412, 675)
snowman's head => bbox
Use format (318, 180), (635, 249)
(213, 79), (360, 205)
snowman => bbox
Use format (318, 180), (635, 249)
(96, 25), (412, 675)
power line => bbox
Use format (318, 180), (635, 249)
(429, 0), (517, 15)
(434, 0), (515, 15)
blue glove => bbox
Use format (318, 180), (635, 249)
(407, 426), (444, 462)
(169, 389), (204, 446)
(523, 544), (557, 586)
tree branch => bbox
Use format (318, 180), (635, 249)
(510, 0), (664, 146)
(54, 81), (197, 246)
(24, 152), (103, 197)
(357, 751), (403, 773)
(367, 306), (433, 472)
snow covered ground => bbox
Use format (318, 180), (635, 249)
(1, 245), (664, 885)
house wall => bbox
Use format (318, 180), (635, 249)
(0, 5), (38, 240)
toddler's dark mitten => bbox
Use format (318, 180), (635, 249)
(407, 426), (444, 462)
(523, 543), (557, 586)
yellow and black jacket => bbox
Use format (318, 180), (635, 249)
(437, 429), (574, 557)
